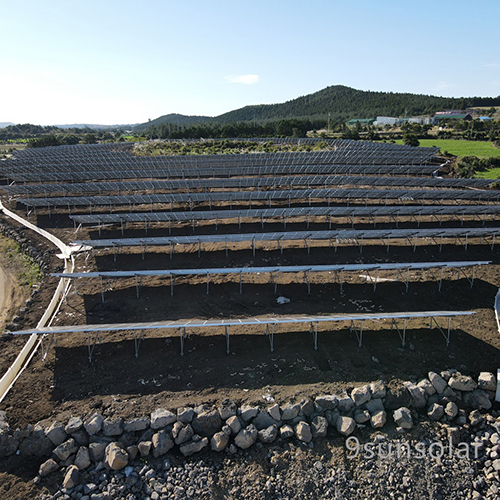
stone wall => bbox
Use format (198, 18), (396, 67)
(0, 221), (52, 273)
(0, 369), (498, 491)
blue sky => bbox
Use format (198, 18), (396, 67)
(2, 0), (499, 125)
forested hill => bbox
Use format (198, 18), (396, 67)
(215, 85), (500, 123)
(134, 113), (213, 131)
(136, 85), (500, 129)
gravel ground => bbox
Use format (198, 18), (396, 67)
(34, 411), (500, 500)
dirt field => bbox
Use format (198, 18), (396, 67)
(0, 205), (499, 434)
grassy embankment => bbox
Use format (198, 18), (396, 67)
(0, 237), (42, 287)
(0, 236), (42, 328)
(396, 139), (500, 179)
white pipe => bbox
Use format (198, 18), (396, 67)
(495, 288), (500, 335)
(0, 200), (74, 403)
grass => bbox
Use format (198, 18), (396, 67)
(475, 168), (500, 180)
(394, 139), (500, 159)
(134, 139), (333, 156)
(0, 238), (42, 287)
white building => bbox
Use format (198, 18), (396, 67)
(374, 116), (402, 126)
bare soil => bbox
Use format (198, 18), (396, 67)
(0, 202), (499, 498)
(1, 208), (499, 426)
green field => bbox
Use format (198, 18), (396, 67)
(395, 139), (500, 159)
(475, 168), (500, 180)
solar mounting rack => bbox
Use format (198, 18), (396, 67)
(52, 261), (489, 296)
(9, 140), (440, 168)
(11, 310), (474, 361)
(2, 175), (493, 197)
(54, 261), (489, 279)
(7, 149), (438, 169)
(19, 187), (500, 209)
(72, 227), (500, 255)
(2, 164), (442, 182)
(69, 205), (500, 229)
(5, 140), (439, 166)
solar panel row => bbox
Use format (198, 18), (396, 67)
(73, 227), (500, 248)
(20, 187), (500, 209)
(9, 140), (439, 174)
(69, 204), (500, 226)
(3, 164), (440, 182)
(52, 261), (490, 279)
(3, 175), (492, 197)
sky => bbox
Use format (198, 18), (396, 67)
(1, 0), (500, 126)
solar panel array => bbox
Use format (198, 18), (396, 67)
(3, 174), (492, 197)
(69, 204), (500, 226)
(11, 311), (475, 336)
(52, 261), (490, 279)
(9, 140), (439, 170)
(73, 227), (500, 249)
(3, 140), (496, 358)
(3, 164), (440, 182)
(19, 187), (500, 209)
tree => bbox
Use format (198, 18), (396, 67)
(402, 133), (419, 147)
(487, 106), (497, 117)
(26, 135), (61, 148)
(455, 156), (484, 178)
(82, 133), (97, 144)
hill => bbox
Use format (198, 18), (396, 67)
(55, 123), (137, 130)
(134, 113), (213, 132)
(135, 85), (500, 130)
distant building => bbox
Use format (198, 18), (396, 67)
(435, 110), (466, 116)
(433, 113), (472, 124)
(346, 118), (375, 127)
(407, 116), (432, 125)
(479, 116), (493, 121)
(374, 116), (401, 126)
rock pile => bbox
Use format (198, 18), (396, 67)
(0, 369), (498, 497)
(0, 222), (52, 273)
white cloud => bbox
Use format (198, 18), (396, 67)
(226, 74), (260, 85)
(485, 63), (500, 68)
(436, 81), (452, 90)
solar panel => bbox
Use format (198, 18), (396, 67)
(2, 175), (492, 197)
(20, 187), (500, 208)
(5, 141), (440, 182)
(52, 261), (490, 279)
(3, 164), (440, 182)
(69, 204), (500, 226)
(11, 310), (474, 336)
(72, 227), (500, 249)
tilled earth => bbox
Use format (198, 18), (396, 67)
(0, 206), (499, 498)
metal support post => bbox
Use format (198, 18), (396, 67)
(86, 331), (101, 363)
(265, 323), (275, 352)
(225, 325), (230, 354)
(134, 331), (144, 358)
(100, 277), (105, 303)
(180, 327), (186, 356)
(41, 332), (56, 364)
(311, 321), (318, 350)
